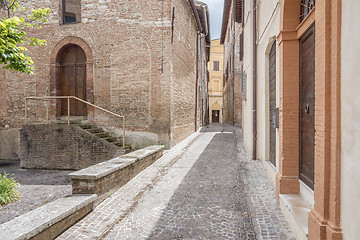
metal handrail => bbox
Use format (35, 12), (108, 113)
(25, 96), (126, 148)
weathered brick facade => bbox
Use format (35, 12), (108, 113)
(0, 0), (208, 148)
(221, 2), (242, 127)
(20, 124), (121, 170)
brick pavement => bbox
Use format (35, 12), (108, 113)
(57, 125), (295, 240)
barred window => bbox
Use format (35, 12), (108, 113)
(300, 0), (315, 22)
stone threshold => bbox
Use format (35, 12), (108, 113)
(260, 159), (314, 240)
(279, 182), (314, 240)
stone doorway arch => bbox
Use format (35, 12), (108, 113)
(50, 37), (94, 119)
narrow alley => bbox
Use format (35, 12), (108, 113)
(57, 125), (295, 240)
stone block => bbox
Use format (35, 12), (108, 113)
(0, 194), (97, 240)
(70, 145), (164, 197)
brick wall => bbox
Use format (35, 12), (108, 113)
(0, 0), (202, 148)
(20, 124), (119, 170)
(170, 0), (199, 146)
(222, 5), (242, 127)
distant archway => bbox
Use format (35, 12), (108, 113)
(211, 102), (221, 123)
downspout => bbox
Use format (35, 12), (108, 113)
(199, 31), (208, 126)
(252, 0), (257, 160)
(200, 33), (204, 126)
(232, 0), (236, 126)
(195, 33), (199, 131)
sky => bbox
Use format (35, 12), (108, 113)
(199, 0), (224, 40)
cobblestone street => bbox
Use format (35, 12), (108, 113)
(58, 125), (295, 240)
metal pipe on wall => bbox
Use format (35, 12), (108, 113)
(252, 0), (257, 160)
(232, 0), (236, 126)
(195, 32), (199, 131)
(200, 33), (204, 126)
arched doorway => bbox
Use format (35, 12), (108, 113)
(50, 36), (94, 119)
(211, 102), (221, 123)
(59, 45), (87, 116)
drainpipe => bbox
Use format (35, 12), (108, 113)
(199, 31), (209, 127)
(195, 32), (199, 131)
(232, 0), (236, 126)
(252, 0), (257, 160)
(200, 33), (204, 126)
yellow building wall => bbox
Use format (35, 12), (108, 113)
(209, 39), (224, 123)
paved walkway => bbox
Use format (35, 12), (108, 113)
(57, 125), (295, 240)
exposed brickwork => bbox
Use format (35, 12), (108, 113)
(0, 0), (205, 148)
(20, 124), (119, 170)
(222, 5), (242, 126)
(170, 0), (198, 145)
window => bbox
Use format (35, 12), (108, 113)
(62, 0), (81, 24)
(213, 61), (220, 71)
(300, 0), (315, 22)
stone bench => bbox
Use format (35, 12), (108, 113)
(69, 145), (164, 200)
(0, 194), (96, 240)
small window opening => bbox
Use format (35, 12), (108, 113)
(213, 61), (220, 71)
(63, 0), (81, 24)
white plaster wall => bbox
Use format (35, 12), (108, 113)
(242, 0), (280, 162)
(242, 0), (254, 155)
(255, 0), (280, 167)
(341, 0), (360, 239)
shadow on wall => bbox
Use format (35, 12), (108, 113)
(0, 129), (20, 160)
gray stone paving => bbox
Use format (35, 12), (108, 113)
(234, 128), (295, 240)
(147, 132), (256, 239)
(57, 125), (295, 240)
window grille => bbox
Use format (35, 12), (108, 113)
(300, 0), (315, 22)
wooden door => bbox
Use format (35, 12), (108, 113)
(60, 45), (87, 116)
(299, 26), (315, 189)
(269, 42), (276, 166)
(212, 110), (219, 123)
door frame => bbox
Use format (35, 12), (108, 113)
(212, 110), (220, 123)
(50, 37), (94, 119)
(298, 24), (315, 190)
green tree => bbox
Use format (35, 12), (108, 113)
(0, 0), (50, 74)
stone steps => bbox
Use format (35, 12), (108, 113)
(77, 124), (131, 152)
